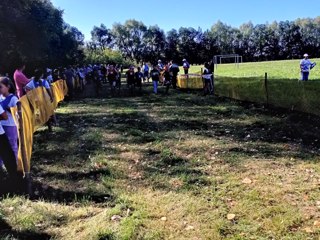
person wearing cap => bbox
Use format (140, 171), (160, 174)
(300, 54), (316, 81)
(182, 59), (190, 75)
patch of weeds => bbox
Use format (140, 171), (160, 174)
(97, 229), (116, 240)
(160, 148), (186, 166)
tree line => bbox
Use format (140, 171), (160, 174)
(88, 17), (320, 65)
(0, 0), (84, 75)
(1, 0), (320, 74)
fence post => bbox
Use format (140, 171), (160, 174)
(201, 67), (204, 90)
(17, 102), (32, 196)
(264, 72), (269, 107)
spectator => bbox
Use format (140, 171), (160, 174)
(126, 66), (135, 95)
(142, 63), (150, 82)
(52, 69), (60, 82)
(108, 65), (118, 97)
(0, 104), (18, 181)
(0, 77), (19, 168)
(182, 59), (190, 75)
(202, 62), (212, 95)
(158, 60), (164, 71)
(300, 53), (316, 81)
(13, 62), (30, 98)
(150, 65), (160, 94)
(25, 69), (53, 101)
(163, 65), (172, 94)
(46, 69), (53, 83)
(135, 67), (143, 94)
(169, 61), (180, 89)
(25, 69), (54, 131)
(65, 66), (75, 99)
(115, 65), (122, 95)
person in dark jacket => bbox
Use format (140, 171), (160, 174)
(169, 61), (180, 89)
(150, 65), (160, 94)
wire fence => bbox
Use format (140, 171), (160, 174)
(214, 74), (320, 116)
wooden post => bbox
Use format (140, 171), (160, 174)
(201, 68), (204, 90)
(17, 102), (32, 196)
(264, 72), (269, 107)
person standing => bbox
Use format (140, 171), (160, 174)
(0, 104), (18, 181)
(142, 63), (150, 82)
(300, 54), (316, 81)
(163, 65), (172, 94)
(182, 59), (190, 75)
(0, 77), (19, 169)
(150, 65), (160, 94)
(25, 69), (54, 132)
(158, 60), (164, 71)
(13, 62), (30, 98)
(135, 67), (143, 94)
(126, 66), (135, 95)
(202, 62), (212, 96)
(107, 65), (118, 97)
(169, 61), (180, 89)
(65, 66), (75, 99)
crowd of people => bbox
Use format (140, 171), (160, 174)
(0, 58), (215, 190)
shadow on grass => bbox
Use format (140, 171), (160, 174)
(4, 87), (320, 199)
(0, 218), (51, 240)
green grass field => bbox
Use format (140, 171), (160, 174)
(183, 59), (320, 116)
(1, 82), (320, 239)
(187, 59), (320, 80)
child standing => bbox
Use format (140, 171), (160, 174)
(25, 69), (53, 101)
(25, 69), (54, 132)
(0, 104), (18, 180)
(0, 77), (19, 170)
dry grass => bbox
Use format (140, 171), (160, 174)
(1, 85), (320, 239)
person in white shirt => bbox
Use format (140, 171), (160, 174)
(25, 69), (53, 101)
(25, 69), (54, 132)
(0, 77), (19, 168)
(0, 104), (18, 179)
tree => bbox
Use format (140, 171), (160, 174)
(0, 0), (84, 74)
(112, 20), (147, 63)
(142, 25), (166, 63)
(91, 24), (114, 50)
(165, 29), (180, 63)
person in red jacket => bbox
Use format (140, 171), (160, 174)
(13, 62), (30, 98)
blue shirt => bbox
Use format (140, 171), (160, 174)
(300, 59), (312, 72)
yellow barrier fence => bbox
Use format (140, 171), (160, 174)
(11, 80), (68, 174)
(177, 74), (204, 89)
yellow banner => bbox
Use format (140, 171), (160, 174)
(11, 80), (68, 173)
(178, 74), (204, 89)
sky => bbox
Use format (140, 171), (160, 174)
(51, 0), (320, 41)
